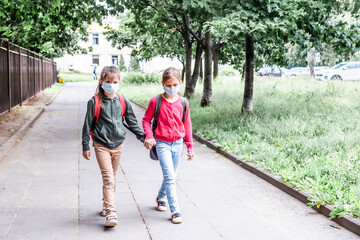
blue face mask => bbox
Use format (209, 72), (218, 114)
(163, 86), (179, 96)
(102, 82), (119, 95)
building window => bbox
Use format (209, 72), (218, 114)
(92, 55), (99, 65)
(112, 55), (118, 66)
(92, 34), (99, 45)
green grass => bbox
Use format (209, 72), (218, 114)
(121, 75), (360, 219)
(45, 83), (63, 94)
(58, 71), (94, 82)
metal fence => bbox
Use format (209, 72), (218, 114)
(0, 39), (57, 115)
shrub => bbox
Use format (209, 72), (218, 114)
(123, 72), (161, 84)
(219, 69), (237, 76)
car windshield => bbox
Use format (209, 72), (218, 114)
(332, 63), (347, 69)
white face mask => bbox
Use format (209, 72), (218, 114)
(163, 86), (180, 96)
(102, 82), (119, 95)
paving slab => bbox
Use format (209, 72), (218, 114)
(0, 81), (359, 240)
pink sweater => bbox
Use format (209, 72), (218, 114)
(142, 95), (194, 152)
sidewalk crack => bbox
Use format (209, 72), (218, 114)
(120, 164), (153, 240)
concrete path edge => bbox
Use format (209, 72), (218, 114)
(129, 99), (360, 237)
(45, 83), (66, 105)
(0, 107), (45, 162)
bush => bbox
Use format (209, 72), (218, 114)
(219, 69), (237, 76)
(123, 72), (161, 84)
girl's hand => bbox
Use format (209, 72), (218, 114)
(187, 151), (194, 161)
(83, 151), (91, 160)
(144, 138), (156, 150)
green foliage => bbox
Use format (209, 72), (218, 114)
(118, 54), (127, 72)
(219, 69), (238, 76)
(129, 56), (140, 71)
(0, 0), (107, 59)
(122, 76), (360, 219)
(104, 10), (185, 62)
(123, 72), (160, 84)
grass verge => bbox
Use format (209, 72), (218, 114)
(121, 75), (360, 219)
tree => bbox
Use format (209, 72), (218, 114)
(105, 0), (230, 104)
(118, 54), (127, 72)
(201, 32), (212, 107)
(209, 0), (360, 112)
(130, 55), (140, 71)
(0, 0), (107, 59)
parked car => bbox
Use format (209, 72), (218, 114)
(257, 66), (287, 77)
(285, 66), (329, 77)
(316, 62), (360, 81)
(283, 67), (307, 76)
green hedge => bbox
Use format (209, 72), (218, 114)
(123, 72), (161, 84)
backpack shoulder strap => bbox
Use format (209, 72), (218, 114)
(152, 94), (163, 133)
(90, 95), (101, 140)
(180, 97), (188, 123)
(94, 95), (101, 123)
(116, 93), (126, 120)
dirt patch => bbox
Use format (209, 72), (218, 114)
(0, 88), (60, 147)
(0, 107), (40, 146)
(22, 91), (52, 106)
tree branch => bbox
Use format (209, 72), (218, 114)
(213, 39), (232, 49)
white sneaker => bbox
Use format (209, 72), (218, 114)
(156, 197), (167, 211)
(105, 213), (118, 227)
(171, 212), (182, 224)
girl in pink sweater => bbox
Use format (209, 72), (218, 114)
(142, 67), (194, 224)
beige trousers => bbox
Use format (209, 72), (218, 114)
(93, 141), (123, 215)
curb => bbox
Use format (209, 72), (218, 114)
(45, 83), (66, 106)
(0, 107), (45, 162)
(129, 99), (360, 236)
(192, 134), (360, 236)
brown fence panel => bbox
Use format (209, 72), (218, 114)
(21, 48), (29, 102)
(10, 44), (21, 108)
(0, 39), (57, 115)
(0, 40), (9, 114)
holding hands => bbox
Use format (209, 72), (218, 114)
(144, 138), (156, 150)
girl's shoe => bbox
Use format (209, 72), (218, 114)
(156, 197), (167, 211)
(100, 203), (106, 217)
(105, 213), (118, 227)
(171, 212), (182, 224)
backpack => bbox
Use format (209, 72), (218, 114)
(90, 93), (126, 140)
(150, 94), (188, 160)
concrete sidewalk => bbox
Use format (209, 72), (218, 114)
(0, 82), (358, 240)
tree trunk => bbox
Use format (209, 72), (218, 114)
(242, 34), (254, 113)
(201, 32), (213, 107)
(213, 47), (219, 80)
(183, 15), (193, 97)
(181, 61), (185, 82)
(309, 50), (316, 78)
(241, 63), (246, 82)
(185, 41), (203, 98)
(200, 57), (203, 80)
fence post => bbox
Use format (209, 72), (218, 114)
(27, 50), (30, 98)
(7, 42), (11, 112)
(19, 46), (22, 106)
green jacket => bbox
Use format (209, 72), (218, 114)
(82, 94), (144, 151)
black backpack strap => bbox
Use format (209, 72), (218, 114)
(180, 97), (188, 123)
(152, 94), (163, 133)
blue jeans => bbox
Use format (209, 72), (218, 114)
(156, 138), (183, 213)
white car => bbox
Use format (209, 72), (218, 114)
(285, 67), (329, 77)
(317, 62), (360, 81)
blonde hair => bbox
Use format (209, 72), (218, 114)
(95, 66), (121, 104)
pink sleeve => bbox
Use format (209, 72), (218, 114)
(142, 97), (156, 139)
(183, 101), (194, 152)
